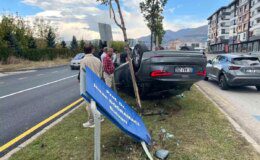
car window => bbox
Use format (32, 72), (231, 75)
(219, 56), (227, 63)
(232, 57), (260, 66)
(74, 53), (85, 60)
(212, 56), (219, 64)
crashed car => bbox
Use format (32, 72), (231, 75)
(114, 44), (207, 97)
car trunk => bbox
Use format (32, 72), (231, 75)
(136, 52), (207, 82)
(231, 57), (260, 76)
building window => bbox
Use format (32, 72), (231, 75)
(253, 41), (259, 51)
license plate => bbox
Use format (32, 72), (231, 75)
(175, 67), (193, 73)
(245, 69), (260, 73)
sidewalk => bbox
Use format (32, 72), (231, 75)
(197, 81), (260, 150)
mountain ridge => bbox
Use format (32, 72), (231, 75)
(138, 25), (208, 43)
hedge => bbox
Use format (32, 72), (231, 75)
(0, 47), (82, 63)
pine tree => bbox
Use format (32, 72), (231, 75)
(61, 40), (66, 48)
(70, 36), (78, 50)
(46, 28), (56, 48)
(80, 39), (85, 50)
(28, 36), (37, 49)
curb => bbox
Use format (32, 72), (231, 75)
(1, 101), (85, 160)
(196, 85), (260, 154)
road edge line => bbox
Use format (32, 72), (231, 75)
(195, 84), (260, 154)
(0, 98), (84, 158)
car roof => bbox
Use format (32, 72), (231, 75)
(146, 50), (203, 54)
(218, 53), (257, 59)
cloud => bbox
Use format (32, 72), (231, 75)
(21, 0), (206, 41)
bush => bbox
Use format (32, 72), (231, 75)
(110, 41), (125, 53)
(0, 47), (12, 64)
(0, 47), (82, 63)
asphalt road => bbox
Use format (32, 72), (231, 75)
(0, 66), (81, 152)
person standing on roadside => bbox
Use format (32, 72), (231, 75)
(101, 47), (108, 63)
(103, 48), (115, 88)
(80, 44), (103, 128)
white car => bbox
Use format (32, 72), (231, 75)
(70, 53), (85, 70)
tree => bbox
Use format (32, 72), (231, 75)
(46, 28), (56, 48)
(70, 35), (78, 50)
(97, 0), (142, 108)
(28, 36), (37, 49)
(80, 39), (85, 50)
(140, 0), (167, 49)
(61, 40), (66, 48)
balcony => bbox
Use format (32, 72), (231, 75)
(250, 22), (260, 31)
(251, 13), (260, 22)
(252, 1), (260, 11)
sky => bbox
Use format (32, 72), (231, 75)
(0, 0), (231, 41)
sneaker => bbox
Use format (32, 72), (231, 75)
(83, 121), (95, 128)
(100, 118), (105, 122)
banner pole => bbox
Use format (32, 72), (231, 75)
(141, 141), (153, 160)
(90, 99), (101, 160)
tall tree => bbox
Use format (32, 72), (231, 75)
(80, 39), (86, 50)
(61, 40), (66, 48)
(46, 28), (56, 48)
(97, 0), (142, 108)
(140, 0), (167, 49)
(70, 35), (78, 50)
(28, 36), (37, 49)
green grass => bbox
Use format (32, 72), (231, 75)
(10, 87), (260, 160)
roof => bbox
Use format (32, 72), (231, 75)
(207, 6), (227, 20)
(207, 0), (237, 20)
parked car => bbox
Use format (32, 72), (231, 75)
(205, 54), (260, 91)
(250, 52), (260, 59)
(114, 44), (207, 97)
(70, 53), (85, 70)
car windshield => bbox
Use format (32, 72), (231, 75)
(74, 53), (84, 60)
(232, 57), (260, 66)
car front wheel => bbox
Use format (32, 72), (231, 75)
(219, 75), (229, 90)
(256, 86), (260, 91)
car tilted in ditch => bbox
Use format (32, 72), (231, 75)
(114, 44), (207, 98)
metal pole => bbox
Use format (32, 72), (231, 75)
(90, 99), (101, 160)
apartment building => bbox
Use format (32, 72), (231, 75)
(208, 0), (260, 53)
(208, 6), (231, 53)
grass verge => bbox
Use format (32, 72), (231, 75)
(0, 58), (70, 72)
(9, 87), (260, 160)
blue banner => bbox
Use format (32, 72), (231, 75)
(82, 67), (151, 145)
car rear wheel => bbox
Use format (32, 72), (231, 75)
(219, 75), (229, 90)
(71, 66), (74, 70)
(256, 86), (260, 91)
(132, 44), (149, 71)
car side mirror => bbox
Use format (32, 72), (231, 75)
(207, 60), (212, 64)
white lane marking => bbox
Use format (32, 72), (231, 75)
(37, 74), (45, 76)
(0, 74), (77, 99)
(0, 70), (36, 78)
(18, 77), (27, 80)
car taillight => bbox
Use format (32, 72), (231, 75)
(150, 70), (172, 77)
(229, 66), (241, 70)
(197, 69), (206, 76)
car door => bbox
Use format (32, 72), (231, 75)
(211, 56), (221, 80)
(207, 56), (219, 79)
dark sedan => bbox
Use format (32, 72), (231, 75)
(114, 45), (207, 97)
(205, 54), (260, 91)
